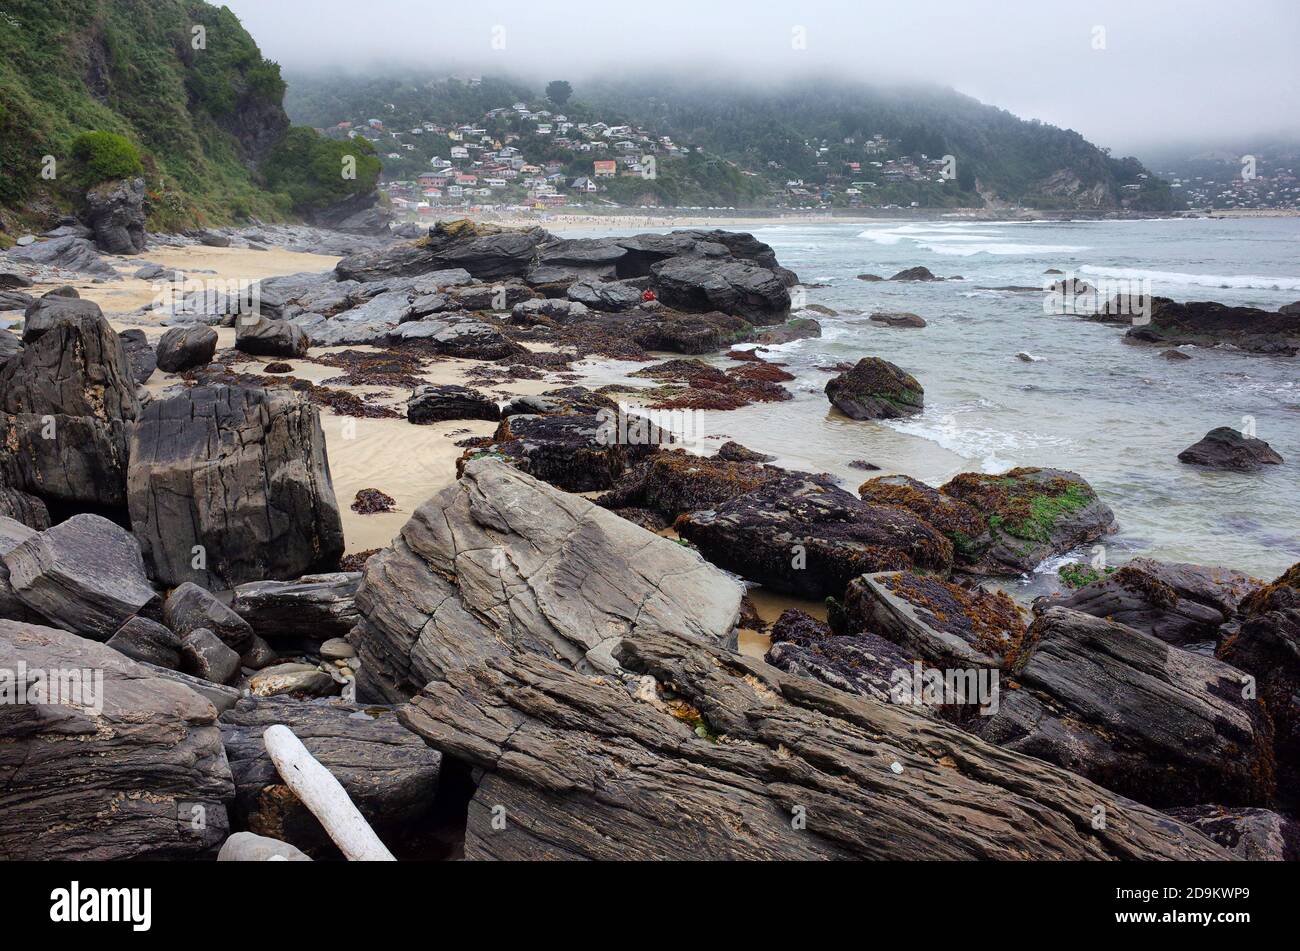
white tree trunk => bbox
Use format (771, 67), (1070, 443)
(262, 724), (397, 861)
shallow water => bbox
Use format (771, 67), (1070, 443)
(563, 217), (1300, 583)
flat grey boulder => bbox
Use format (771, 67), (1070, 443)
(353, 457), (744, 703)
(218, 831), (312, 862)
(408, 384), (501, 424)
(180, 627), (241, 684)
(107, 616), (182, 669)
(230, 572), (361, 643)
(156, 324), (218, 372)
(7, 235), (118, 278)
(387, 315), (523, 360)
(2, 514), (159, 640)
(0, 621), (233, 860)
(650, 256), (791, 324)
(235, 316), (309, 358)
(566, 279), (644, 312)
(127, 386), (344, 589)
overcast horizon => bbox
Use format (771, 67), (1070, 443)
(220, 0), (1298, 158)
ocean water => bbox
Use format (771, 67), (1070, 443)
(563, 217), (1300, 581)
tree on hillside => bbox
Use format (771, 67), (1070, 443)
(546, 81), (573, 106)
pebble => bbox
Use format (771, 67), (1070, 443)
(319, 637), (356, 660)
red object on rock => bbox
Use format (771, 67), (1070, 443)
(642, 289), (657, 302)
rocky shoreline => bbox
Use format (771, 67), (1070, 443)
(1, 217), (1297, 862)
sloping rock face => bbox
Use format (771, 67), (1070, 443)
(1178, 427), (1284, 471)
(0, 471), (48, 530)
(336, 220), (547, 282)
(398, 628), (1226, 860)
(219, 697), (440, 859)
(127, 386), (344, 589)
(675, 475), (954, 599)
(21, 293), (104, 343)
(825, 357), (923, 420)
(84, 177), (147, 254)
(352, 458), (744, 704)
(1126, 299), (1300, 355)
(938, 468), (1117, 575)
(1164, 806), (1298, 861)
(119, 329), (156, 384)
(2, 514), (159, 640)
(0, 311), (139, 511)
(0, 517), (44, 623)
(0, 621), (233, 860)
(977, 607), (1272, 809)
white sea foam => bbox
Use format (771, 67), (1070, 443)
(883, 408), (1077, 473)
(1079, 265), (1300, 292)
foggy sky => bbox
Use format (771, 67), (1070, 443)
(219, 0), (1299, 156)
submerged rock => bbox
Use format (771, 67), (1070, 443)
(825, 357), (923, 420)
(1178, 426), (1284, 471)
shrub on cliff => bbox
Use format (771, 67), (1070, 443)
(70, 132), (144, 187)
(263, 127), (382, 214)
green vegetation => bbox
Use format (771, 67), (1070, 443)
(545, 80), (573, 106)
(0, 0), (348, 230)
(1058, 562), (1116, 589)
(263, 127), (382, 214)
(70, 131), (143, 186)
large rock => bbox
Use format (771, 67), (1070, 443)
(180, 627), (241, 685)
(230, 572), (361, 644)
(566, 279), (644, 312)
(825, 357), (923, 420)
(0, 472), (48, 531)
(1126, 299), (1300, 355)
(352, 458), (744, 703)
(599, 450), (793, 523)
(106, 616), (182, 669)
(675, 474), (954, 599)
(467, 413), (661, 492)
(235, 316), (310, 358)
(20, 293), (105, 344)
(408, 384), (500, 424)
(387, 315), (524, 359)
(84, 177), (147, 254)
(219, 697), (441, 859)
(650, 256), (791, 324)
(937, 467), (1117, 575)
(163, 582), (254, 653)
(976, 607), (1272, 808)
(398, 626), (1226, 860)
(127, 386), (344, 589)
(156, 324), (218, 373)
(336, 219), (545, 283)
(0, 621), (233, 860)
(1178, 426), (1284, 471)
(0, 310), (138, 510)
(2, 514), (159, 640)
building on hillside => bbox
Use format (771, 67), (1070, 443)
(594, 160), (618, 178)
